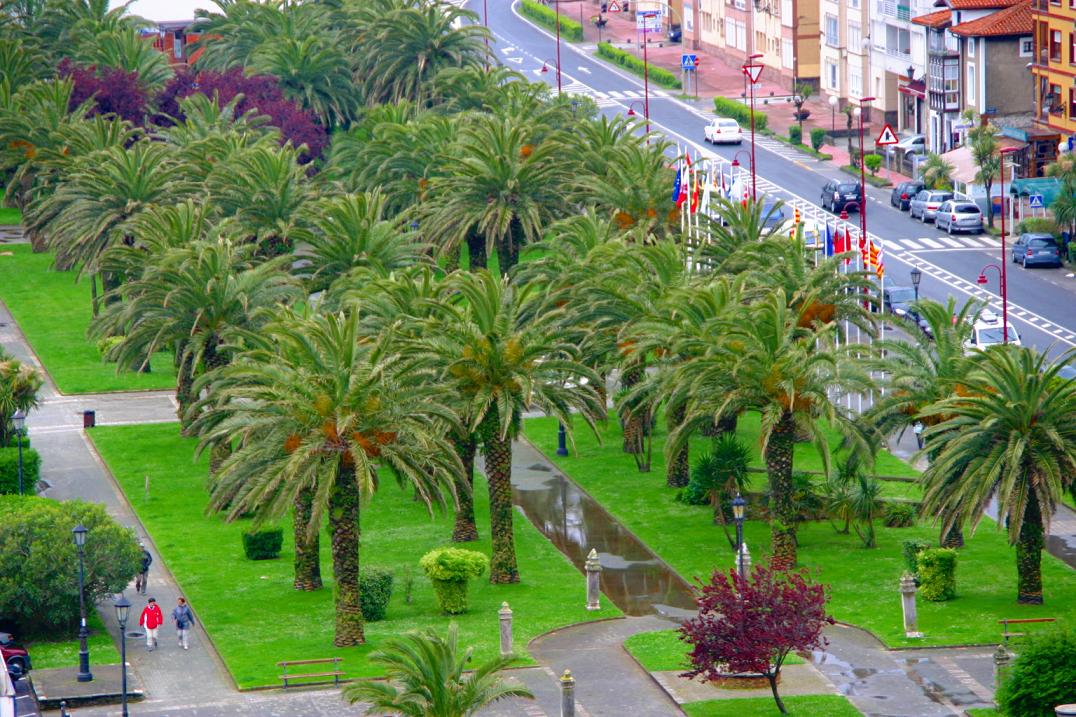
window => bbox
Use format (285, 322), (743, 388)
(781, 0), (793, 26)
(966, 62), (975, 104)
(1070, 87), (1076, 118)
(1071, 32), (1076, 64)
(725, 17), (735, 43)
(1051, 30), (1062, 61)
(1020, 38), (1033, 57)
(850, 69), (863, 97)
(782, 38), (793, 68)
(825, 14), (839, 46)
(967, 38), (975, 57)
(849, 0), (860, 9)
(849, 21), (861, 50)
(827, 60), (839, 90)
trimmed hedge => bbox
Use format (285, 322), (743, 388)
(0, 446), (40, 494)
(359, 567), (394, 622)
(420, 547), (488, 614)
(241, 528), (283, 560)
(520, 0), (583, 42)
(713, 95), (767, 131)
(597, 42), (682, 90)
(996, 629), (1076, 717)
(789, 125), (802, 145)
(810, 127), (826, 151)
(917, 547), (957, 601)
(902, 538), (931, 574)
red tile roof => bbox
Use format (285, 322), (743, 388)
(913, 9), (952, 27)
(950, 1), (1032, 36)
(935, 0), (1020, 9)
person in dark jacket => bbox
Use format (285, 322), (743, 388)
(135, 544), (152, 596)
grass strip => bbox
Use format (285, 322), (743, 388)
(519, 0), (583, 42)
(597, 42), (682, 90)
(90, 423), (620, 689)
(0, 245), (175, 394)
(0, 207), (20, 225)
(525, 415), (1076, 648)
(683, 695), (863, 716)
(624, 629), (802, 672)
(25, 612), (121, 670)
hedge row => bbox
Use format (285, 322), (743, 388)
(596, 42), (682, 90)
(520, 0), (584, 42)
(0, 446), (40, 494)
(713, 96), (768, 131)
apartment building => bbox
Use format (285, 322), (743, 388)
(818, 0), (870, 111)
(1030, 0), (1076, 136)
(870, 0), (935, 126)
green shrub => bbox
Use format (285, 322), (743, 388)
(0, 495), (140, 632)
(917, 547), (957, 601)
(713, 96), (767, 131)
(996, 629), (1076, 717)
(359, 567), (394, 622)
(241, 528), (283, 560)
(520, 0), (583, 42)
(864, 153), (882, 176)
(789, 125), (802, 145)
(597, 42), (682, 90)
(810, 127), (826, 151)
(420, 547), (488, 614)
(901, 539), (931, 574)
(883, 502), (917, 528)
(0, 446), (40, 494)
(1015, 217), (1060, 236)
(95, 335), (125, 361)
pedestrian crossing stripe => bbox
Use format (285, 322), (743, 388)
(918, 237), (944, 249)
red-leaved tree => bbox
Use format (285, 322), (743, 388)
(679, 566), (834, 714)
(58, 59), (149, 126)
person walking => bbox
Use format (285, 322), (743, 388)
(171, 597), (195, 651)
(139, 597), (164, 651)
(135, 544), (152, 596)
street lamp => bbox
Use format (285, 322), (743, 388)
(12, 409), (25, 495)
(742, 53), (764, 201)
(72, 524), (93, 682)
(557, 422), (569, 456)
(554, 0), (563, 95)
(910, 267), (922, 303)
(829, 95), (838, 133)
(855, 97), (876, 241)
(114, 595), (130, 717)
(997, 146), (1019, 344)
(732, 493), (746, 579)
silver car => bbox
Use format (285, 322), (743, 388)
(909, 190), (953, 223)
(935, 200), (983, 235)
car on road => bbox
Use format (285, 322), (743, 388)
(821, 180), (862, 213)
(0, 632), (31, 680)
(934, 200), (983, 235)
(884, 134), (925, 158)
(890, 180), (925, 211)
(908, 189), (953, 223)
(883, 286), (918, 316)
(704, 118), (743, 144)
(965, 309), (1020, 352)
(1011, 233), (1063, 268)
(759, 197), (786, 229)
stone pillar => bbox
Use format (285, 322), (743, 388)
(736, 542), (752, 578)
(499, 601), (513, 657)
(585, 549), (602, 611)
(560, 669), (576, 717)
(1054, 705), (1076, 716)
(994, 643), (1014, 687)
(900, 572), (923, 638)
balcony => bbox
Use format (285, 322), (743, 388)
(876, 0), (912, 20)
(928, 37), (959, 56)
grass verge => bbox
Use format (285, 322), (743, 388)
(0, 207), (20, 225)
(597, 42), (682, 90)
(89, 423), (620, 689)
(26, 612), (121, 670)
(764, 130), (833, 160)
(524, 415), (1076, 647)
(0, 245), (175, 393)
(624, 629), (801, 672)
(683, 695), (863, 716)
(519, 0), (583, 41)
(840, 165), (892, 188)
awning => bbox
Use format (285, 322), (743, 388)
(898, 79), (926, 99)
(1008, 177), (1063, 205)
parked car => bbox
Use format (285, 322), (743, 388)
(1011, 233), (1063, 268)
(908, 190), (953, 223)
(0, 632), (31, 679)
(965, 309), (1020, 352)
(889, 180), (925, 210)
(668, 24), (682, 42)
(934, 200), (983, 235)
(821, 179), (863, 213)
(704, 118), (743, 144)
(759, 197), (786, 229)
(883, 285), (917, 316)
(884, 134), (925, 158)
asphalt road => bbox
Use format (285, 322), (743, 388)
(481, 0), (1076, 356)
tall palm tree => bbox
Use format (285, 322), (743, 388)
(967, 118), (1000, 227)
(0, 349), (42, 447)
(920, 346), (1076, 604)
(342, 623), (533, 716)
(425, 271), (604, 583)
(191, 309), (461, 644)
(74, 29), (175, 93)
(920, 152), (955, 190)
(248, 34), (359, 128)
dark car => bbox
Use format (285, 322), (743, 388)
(1011, 233), (1063, 268)
(883, 285), (917, 316)
(668, 24), (682, 42)
(889, 180), (924, 211)
(821, 180), (862, 213)
(0, 632), (31, 679)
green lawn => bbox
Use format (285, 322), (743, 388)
(89, 423), (620, 689)
(26, 612), (121, 670)
(0, 207), (20, 225)
(0, 245), (175, 393)
(966, 709), (1001, 717)
(624, 629), (801, 672)
(525, 416), (1076, 648)
(683, 695), (863, 716)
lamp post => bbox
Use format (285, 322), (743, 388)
(742, 53), (764, 201)
(12, 409), (25, 495)
(554, 0), (563, 95)
(910, 267), (922, 304)
(829, 95), (838, 133)
(976, 264), (1008, 341)
(72, 524), (93, 682)
(997, 146), (1018, 344)
(114, 595), (130, 717)
(557, 423), (569, 456)
(855, 97), (876, 242)
(732, 493), (746, 579)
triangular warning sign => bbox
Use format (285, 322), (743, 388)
(607, 0), (621, 11)
(876, 123), (899, 145)
(743, 64), (763, 84)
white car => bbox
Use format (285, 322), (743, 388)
(964, 309), (1020, 353)
(704, 118), (743, 145)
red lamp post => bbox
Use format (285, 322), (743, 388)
(855, 97), (876, 241)
(997, 146), (1018, 344)
(741, 53), (764, 202)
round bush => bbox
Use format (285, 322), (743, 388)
(789, 125), (802, 145)
(864, 153), (882, 176)
(882, 502), (917, 528)
(902, 538), (931, 574)
(996, 629), (1076, 717)
(241, 528), (283, 560)
(917, 547), (957, 601)
(360, 567), (394, 622)
(810, 127), (826, 151)
(0, 446), (40, 494)
(420, 547), (487, 615)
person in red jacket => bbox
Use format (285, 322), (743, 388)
(139, 597), (164, 651)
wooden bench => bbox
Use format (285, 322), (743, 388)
(278, 657), (345, 688)
(998, 617), (1056, 644)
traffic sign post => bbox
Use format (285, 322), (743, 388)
(680, 53), (697, 70)
(607, 0), (621, 10)
(875, 123), (898, 181)
(1029, 193), (1044, 209)
(741, 57), (764, 202)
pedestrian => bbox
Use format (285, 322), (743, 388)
(135, 544), (152, 596)
(172, 597), (195, 651)
(139, 597), (164, 651)
(913, 421), (925, 450)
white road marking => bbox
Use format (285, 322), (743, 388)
(918, 237), (944, 249)
(506, 56), (523, 63)
(939, 237), (964, 248)
(900, 239), (923, 250)
(578, 66), (591, 74)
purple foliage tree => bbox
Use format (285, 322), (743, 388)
(58, 59), (149, 126)
(679, 566), (835, 714)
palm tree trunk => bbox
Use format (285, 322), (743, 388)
(293, 487), (322, 591)
(1015, 494), (1044, 605)
(451, 433), (479, 542)
(940, 524), (964, 549)
(666, 404), (689, 488)
(204, 339), (232, 476)
(620, 364), (644, 455)
(767, 411), (798, 571)
(176, 350), (195, 432)
(483, 432), (520, 584)
(90, 273), (99, 318)
(701, 413), (738, 437)
(466, 232), (487, 270)
(330, 462), (365, 645)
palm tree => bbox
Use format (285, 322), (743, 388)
(919, 346), (1076, 604)
(248, 34), (359, 128)
(191, 309), (461, 643)
(425, 271), (604, 583)
(342, 623), (533, 715)
(920, 152), (954, 190)
(74, 29), (175, 93)
(577, 139), (677, 238)
(967, 118), (1000, 227)
(0, 349), (42, 447)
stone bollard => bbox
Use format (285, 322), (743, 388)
(499, 601), (513, 657)
(585, 549), (602, 611)
(900, 573), (923, 638)
(1055, 705), (1076, 716)
(560, 669), (576, 717)
(736, 542), (752, 578)
(994, 643), (1014, 687)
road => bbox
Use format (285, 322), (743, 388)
(481, 0), (1076, 356)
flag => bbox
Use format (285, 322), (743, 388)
(869, 240), (884, 278)
(690, 168), (700, 213)
(824, 222), (834, 257)
(701, 171), (712, 216)
(671, 164), (682, 206)
(833, 225), (847, 255)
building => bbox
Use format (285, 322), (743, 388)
(1030, 0), (1076, 141)
(949, 2), (1033, 120)
(143, 20), (206, 65)
(870, 0), (936, 127)
(818, 0), (870, 112)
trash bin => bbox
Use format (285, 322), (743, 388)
(83, 410), (96, 429)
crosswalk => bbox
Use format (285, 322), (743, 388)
(886, 235), (1002, 252)
(561, 80), (670, 108)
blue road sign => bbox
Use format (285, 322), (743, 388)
(1029, 194), (1045, 209)
(681, 53), (697, 70)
